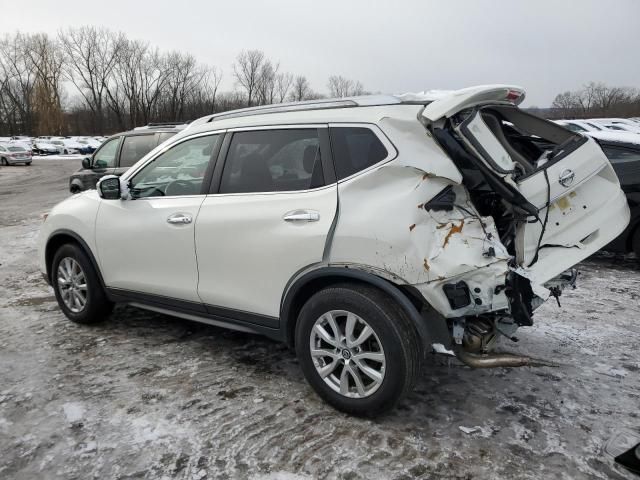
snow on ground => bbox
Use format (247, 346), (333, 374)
(0, 160), (639, 479)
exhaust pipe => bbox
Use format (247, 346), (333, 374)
(454, 348), (558, 368)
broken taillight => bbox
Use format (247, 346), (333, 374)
(506, 90), (523, 102)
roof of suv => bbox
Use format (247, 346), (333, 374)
(187, 94), (434, 129)
(179, 96), (434, 141)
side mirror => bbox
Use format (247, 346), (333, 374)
(81, 157), (91, 169)
(97, 175), (121, 200)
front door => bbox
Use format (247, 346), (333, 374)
(95, 133), (222, 304)
(195, 127), (338, 324)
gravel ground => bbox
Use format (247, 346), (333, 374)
(1, 159), (639, 480)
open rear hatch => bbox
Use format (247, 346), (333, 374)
(423, 85), (630, 284)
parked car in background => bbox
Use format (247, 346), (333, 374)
(599, 122), (640, 134)
(71, 137), (101, 153)
(49, 138), (90, 155)
(554, 119), (605, 133)
(32, 141), (60, 155)
(589, 118), (640, 134)
(594, 137), (640, 259)
(68, 123), (185, 193)
(40, 86), (630, 416)
(582, 130), (640, 146)
(0, 143), (32, 165)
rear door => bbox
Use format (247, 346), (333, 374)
(195, 126), (338, 325)
(422, 85), (629, 280)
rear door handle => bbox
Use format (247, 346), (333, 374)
(167, 213), (193, 225)
(283, 209), (320, 222)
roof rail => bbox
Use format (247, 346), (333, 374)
(207, 95), (403, 123)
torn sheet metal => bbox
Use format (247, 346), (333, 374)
(328, 150), (513, 318)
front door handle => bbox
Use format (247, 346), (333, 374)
(283, 209), (320, 222)
(167, 213), (193, 225)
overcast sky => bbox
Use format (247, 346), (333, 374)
(2, 0), (639, 106)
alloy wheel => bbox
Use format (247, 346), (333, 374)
(56, 257), (87, 313)
(309, 310), (386, 398)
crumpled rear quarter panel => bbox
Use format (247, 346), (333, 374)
(328, 120), (512, 318)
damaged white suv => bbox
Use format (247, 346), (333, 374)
(38, 85), (630, 416)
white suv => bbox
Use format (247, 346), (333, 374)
(38, 85), (630, 416)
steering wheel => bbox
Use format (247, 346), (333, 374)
(165, 179), (196, 196)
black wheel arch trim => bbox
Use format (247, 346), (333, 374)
(280, 266), (451, 350)
(45, 229), (106, 290)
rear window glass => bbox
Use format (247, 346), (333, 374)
(120, 134), (157, 168)
(8, 146), (25, 152)
(329, 127), (388, 180)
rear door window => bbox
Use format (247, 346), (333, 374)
(329, 127), (388, 180)
(219, 129), (324, 193)
(119, 134), (157, 168)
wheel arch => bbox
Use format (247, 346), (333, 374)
(45, 229), (106, 290)
(280, 266), (449, 350)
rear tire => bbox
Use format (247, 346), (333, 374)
(52, 243), (113, 324)
(1, 158), (7, 166)
(295, 284), (421, 417)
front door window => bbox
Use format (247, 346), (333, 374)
(129, 134), (220, 198)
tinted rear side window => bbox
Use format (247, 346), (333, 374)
(120, 134), (157, 168)
(330, 127), (388, 180)
(219, 129), (324, 193)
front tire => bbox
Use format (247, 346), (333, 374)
(295, 284), (421, 417)
(52, 243), (113, 324)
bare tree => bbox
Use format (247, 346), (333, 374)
(551, 82), (640, 119)
(255, 60), (279, 105)
(0, 33), (38, 134)
(162, 51), (208, 121)
(59, 26), (125, 132)
(275, 72), (293, 103)
(290, 75), (312, 102)
(233, 49), (265, 106)
(328, 75), (365, 98)
(22, 33), (65, 134)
